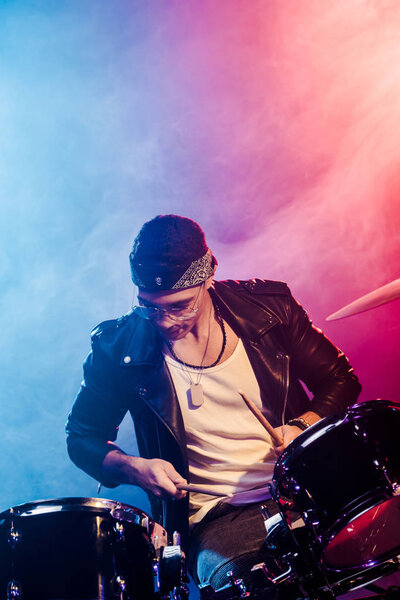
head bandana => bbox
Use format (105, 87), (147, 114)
(130, 249), (216, 291)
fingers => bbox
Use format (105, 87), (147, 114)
(272, 424), (303, 458)
(137, 459), (188, 500)
(272, 426), (284, 449)
(274, 446), (285, 458)
(163, 462), (188, 499)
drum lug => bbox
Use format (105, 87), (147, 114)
(304, 509), (320, 530)
(392, 483), (400, 496)
(199, 576), (249, 599)
(114, 521), (125, 542)
(8, 526), (22, 549)
(227, 571), (250, 597)
(115, 575), (127, 594)
(153, 558), (161, 594)
(7, 508), (22, 549)
(7, 580), (22, 599)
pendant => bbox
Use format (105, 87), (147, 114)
(190, 383), (204, 407)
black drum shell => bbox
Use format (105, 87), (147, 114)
(0, 497), (159, 600)
(272, 400), (400, 569)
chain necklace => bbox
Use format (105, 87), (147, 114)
(165, 303), (227, 407)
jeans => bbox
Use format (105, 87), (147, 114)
(188, 499), (289, 597)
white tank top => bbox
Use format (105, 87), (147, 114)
(164, 339), (275, 526)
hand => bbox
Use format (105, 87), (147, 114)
(126, 456), (188, 500)
(272, 425), (303, 458)
(102, 452), (188, 500)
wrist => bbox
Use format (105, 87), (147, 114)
(287, 417), (311, 431)
(102, 451), (143, 485)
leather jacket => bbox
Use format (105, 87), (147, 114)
(66, 279), (361, 547)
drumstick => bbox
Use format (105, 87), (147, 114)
(176, 483), (232, 497)
(238, 390), (283, 446)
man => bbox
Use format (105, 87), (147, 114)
(66, 215), (361, 595)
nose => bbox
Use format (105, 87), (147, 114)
(152, 312), (177, 328)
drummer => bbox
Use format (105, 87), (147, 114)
(66, 215), (361, 595)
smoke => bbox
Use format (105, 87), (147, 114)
(0, 0), (398, 538)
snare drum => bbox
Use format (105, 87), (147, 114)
(272, 400), (400, 575)
(0, 497), (171, 600)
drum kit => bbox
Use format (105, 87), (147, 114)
(0, 280), (399, 600)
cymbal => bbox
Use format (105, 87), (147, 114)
(326, 278), (400, 321)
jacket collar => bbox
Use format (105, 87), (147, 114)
(211, 280), (280, 341)
(120, 314), (163, 367)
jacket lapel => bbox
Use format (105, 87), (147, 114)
(212, 281), (280, 340)
(120, 314), (187, 453)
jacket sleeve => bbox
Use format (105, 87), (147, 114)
(286, 293), (361, 417)
(66, 331), (129, 487)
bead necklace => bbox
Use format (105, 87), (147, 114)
(166, 303), (226, 369)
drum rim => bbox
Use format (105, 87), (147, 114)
(322, 553), (400, 597)
(273, 399), (400, 482)
(321, 492), (400, 573)
(0, 496), (152, 525)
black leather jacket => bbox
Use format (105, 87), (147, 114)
(66, 279), (361, 546)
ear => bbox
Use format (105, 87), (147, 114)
(205, 274), (214, 290)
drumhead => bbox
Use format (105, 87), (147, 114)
(0, 497), (151, 527)
(323, 494), (400, 570)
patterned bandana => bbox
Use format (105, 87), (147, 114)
(130, 249), (215, 291)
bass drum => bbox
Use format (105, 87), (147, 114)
(272, 400), (400, 575)
(0, 497), (170, 600)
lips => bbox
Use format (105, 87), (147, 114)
(160, 325), (183, 340)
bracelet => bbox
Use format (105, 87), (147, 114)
(287, 417), (310, 431)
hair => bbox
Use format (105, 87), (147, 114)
(131, 214), (209, 265)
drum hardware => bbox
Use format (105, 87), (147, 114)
(7, 526), (22, 549)
(173, 531), (181, 546)
(259, 503), (271, 521)
(6, 580), (22, 600)
(303, 508), (320, 532)
(392, 483), (400, 496)
(7, 508), (22, 551)
(153, 556), (162, 594)
(262, 513), (283, 539)
(286, 476), (300, 496)
(152, 520), (170, 550)
(114, 574), (127, 594)
(199, 571), (250, 599)
(262, 491), (328, 599)
(251, 558), (293, 585)
(114, 520), (125, 542)
(159, 544), (185, 593)
(170, 584), (190, 600)
(368, 454), (400, 499)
